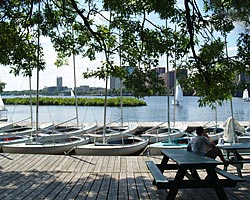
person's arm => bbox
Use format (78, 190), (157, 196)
(202, 133), (215, 145)
(204, 136), (216, 147)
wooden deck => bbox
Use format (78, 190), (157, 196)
(0, 153), (250, 200)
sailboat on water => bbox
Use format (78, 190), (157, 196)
(172, 80), (183, 106)
(242, 89), (250, 102)
(0, 95), (7, 122)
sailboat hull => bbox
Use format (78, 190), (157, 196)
(2, 136), (89, 154)
(75, 137), (148, 156)
(86, 123), (138, 143)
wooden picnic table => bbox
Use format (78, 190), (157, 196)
(218, 143), (250, 177)
(146, 149), (244, 200)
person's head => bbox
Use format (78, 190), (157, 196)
(196, 126), (204, 136)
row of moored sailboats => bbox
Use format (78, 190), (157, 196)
(0, 118), (148, 155)
(1, 116), (250, 156)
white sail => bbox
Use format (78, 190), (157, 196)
(243, 89), (249, 101)
(175, 84), (183, 102)
(0, 95), (6, 111)
(172, 82), (183, 106)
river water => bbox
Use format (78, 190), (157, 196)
(4, 96), (250, 124)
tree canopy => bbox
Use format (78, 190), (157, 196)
(0, 0), (249, 107)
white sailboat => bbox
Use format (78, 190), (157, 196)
(2, 136), (88, 154)
(172, 81), (183, 106)
(140, 122), (184, 144)
(0, 95), (7, 122)
(75, 136), (148, 156)
(242, 89), (250, 102)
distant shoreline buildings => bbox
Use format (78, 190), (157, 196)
(2, 67), (249, 97)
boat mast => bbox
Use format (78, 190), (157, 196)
(102, 10), (112, 144)
(224, 23), (235, 143)
(29, 76), (33, 128)
(166, 19), (171, 143)
(119, 22), (123, 127)
(103, 77), (108, 144)
(35, 1), (41, 140)
(72, 29), (79, 127)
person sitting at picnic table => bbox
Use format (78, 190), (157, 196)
(187, 126), (229, 167)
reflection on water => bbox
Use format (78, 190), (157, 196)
(4, 96), (250, 123)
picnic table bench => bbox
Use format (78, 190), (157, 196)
(146, 149), (244, 200)
(218, 143), (250, 177)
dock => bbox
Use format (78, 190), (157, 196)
(0, 153), (250, 199)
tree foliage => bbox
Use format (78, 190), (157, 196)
(0, 0), (249, 107)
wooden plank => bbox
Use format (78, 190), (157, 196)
(93, 156), (104, 173)
(4, 154), (27, 171)
(29, 154), (50, 171)
(79, 156), (94, 172)
(53, 172), (82, 200)
(2, 172), (52, 200)
(96, 173), (112, 199)
(39, 155), (56, 172)
(137, 156), (149, 172)
(87, 156), (97, 172)
(113, 156), (121, 173)
(118, 172), (128, 200)
(120, 157), (127, 172)
(17, 172), (54, 200)
(130, 156), (140, 172)
(21, 154), (44, 171)
(53, 155), (71, 172)
(141, 172), (165, 200)
(44, 172), (75, 199)
(64, 172), (89, 200)
(0, 172), (25, 197)
(85, 173), (103, 199)
(75, 173), (96, 200)
(127, 172), (139, 199)
(134, 172), (151, 199)
(61, 155), (76, 172)
(100, 156), (110, 172)
(67, 155), (81, 172)
(48, 155), (66, 172)
(0, 153), (22, 170)
(34, 172), (69, 199)
(106, 156), (115, 172)
(107, 172), (119, 199)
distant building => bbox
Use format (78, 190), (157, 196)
(155, 67), (166, 75)
(110, 77), (122, 90)
(157, 68), (188, 91)
(57, 77), (63, 89)
(76, 85), (90, 93)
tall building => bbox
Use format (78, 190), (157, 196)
(57, 77), (63, 89)
(110, 77), (122, 90)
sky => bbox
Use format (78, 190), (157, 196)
(0, 2), (247, 91)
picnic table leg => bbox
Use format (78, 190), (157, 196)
(206, 168), (228, 200)
(159, 156), (170, 172)
(166, 168), (187, 200)
(235, 164), (243, 178)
